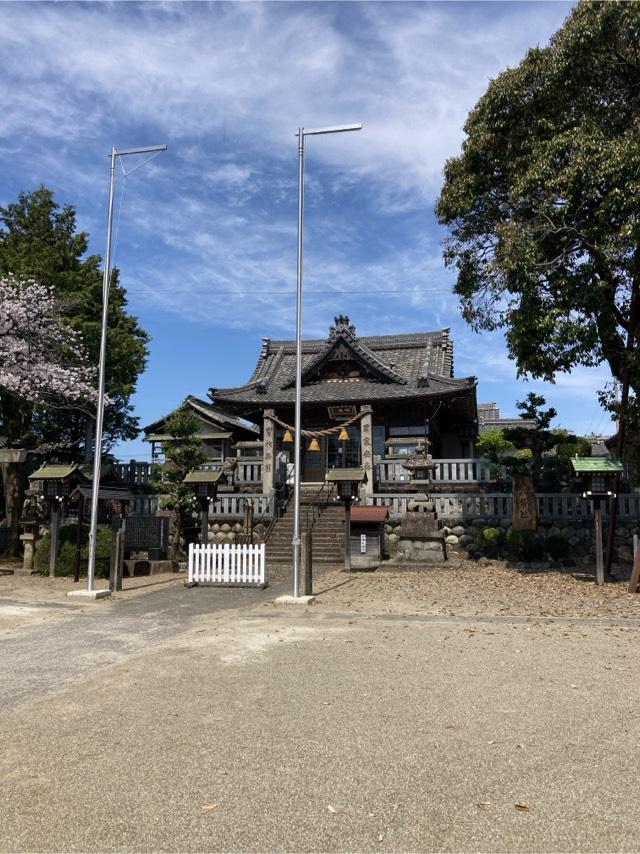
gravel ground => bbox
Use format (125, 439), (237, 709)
(0, 571), (185, 633)
(2, 561), (640, 851)
(307, 558), (640, 620)
(1, 601), (639, 852)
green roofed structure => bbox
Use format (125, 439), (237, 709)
(570, 457), (624, 474)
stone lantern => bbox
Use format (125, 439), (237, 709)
(401, 438), (435, 486)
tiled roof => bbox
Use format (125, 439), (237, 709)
(143, 396), (259, 437)
(212, 319), (475, 407)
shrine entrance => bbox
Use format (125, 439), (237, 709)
(300, 426), (362, 482)
(302, 436), (327, 482)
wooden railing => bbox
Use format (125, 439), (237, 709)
(367, 492), (640, 520)
(376, 458), (506, 484)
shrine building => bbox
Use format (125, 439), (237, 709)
(203, 315), (480, 497)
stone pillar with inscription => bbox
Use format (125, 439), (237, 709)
(359, 405), (374, 500)
(511, 473), (539, 530)
(262, 409), (276, 496)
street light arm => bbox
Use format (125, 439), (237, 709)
(113, 144), (168, 156)
(300, 123), (363, 137)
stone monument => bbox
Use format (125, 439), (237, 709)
(397, 439), (447, 563)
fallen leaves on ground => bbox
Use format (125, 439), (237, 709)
(309, 560), (640, 620)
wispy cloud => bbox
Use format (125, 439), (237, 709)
(3, 0), (606, 443)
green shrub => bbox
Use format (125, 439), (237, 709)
(506, 528), (545, 561)
(34, 523), (112, 577)
(545, 535), (570, 561)
(475, 526), (504, 557)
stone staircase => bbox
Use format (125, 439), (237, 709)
(266, 484), (345, 571)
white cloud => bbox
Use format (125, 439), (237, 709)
(0, 1), (572, 207)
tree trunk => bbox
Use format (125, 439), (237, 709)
(169, 511), (183, 561)
(1, 462), (27, 557)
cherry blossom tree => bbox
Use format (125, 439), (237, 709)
(1, 275), (95, 555)
(0, 275), (95, 404)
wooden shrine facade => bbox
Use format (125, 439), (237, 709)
(209, 316), (479, 497)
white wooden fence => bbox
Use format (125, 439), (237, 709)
(188, 542), (267, 586)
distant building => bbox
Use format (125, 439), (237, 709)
(478, 402), (536, 434)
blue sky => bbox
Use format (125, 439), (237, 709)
(0, 0), (614, 460)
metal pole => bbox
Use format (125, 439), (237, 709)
(292, 127), (305, 599)
(86, 147), (117, 592)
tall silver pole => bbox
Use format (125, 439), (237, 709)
(292, 127), (305, 598)
(86, 147), (117, 592)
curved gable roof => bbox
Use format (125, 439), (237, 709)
(211, 317), (475, 408)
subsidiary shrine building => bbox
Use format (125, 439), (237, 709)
(203, 315), (480, 496)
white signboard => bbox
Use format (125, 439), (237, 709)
(360, 534), (367, 554)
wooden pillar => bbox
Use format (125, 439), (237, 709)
(49, 502), (60, 578)
(109, 526), (124, 593)
(262, 408), (276, 496)
(74, 492), (85, 583)
(360, 405), (374, 499)
(344, 498), (352, 572)
(200, 498), (209, 545)
(594, 502), (604, 586)
(301, 528), (313, 595)
(628, 542), (640, 594)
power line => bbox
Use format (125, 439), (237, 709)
(129, 287), (452, 296)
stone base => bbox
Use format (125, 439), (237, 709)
(398, 537), (447, 563)
(274, 594), (315, 606)
(67, 588), (111, 601)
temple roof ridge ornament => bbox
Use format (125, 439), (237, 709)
(328, 315), (356, 341)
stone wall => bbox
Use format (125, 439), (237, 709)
(206, 521), (268, 545)
(384, 516), (640, 564)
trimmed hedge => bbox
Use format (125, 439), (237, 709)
(34, 523), (112, 577)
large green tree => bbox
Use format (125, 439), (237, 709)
(436, 2), (640, 420)
(0, 187), (149, 553)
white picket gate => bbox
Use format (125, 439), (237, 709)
(188, 543), (267, 587)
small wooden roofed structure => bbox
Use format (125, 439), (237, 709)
(142, 396), (259, 462)
(69, 483), (134, 505)
(570, 457), (624, 475)
(349, 504), (389, 570)
(350, 505), (389, 523)
(325, 467), (368, 483)
(28, 464), (89, 497)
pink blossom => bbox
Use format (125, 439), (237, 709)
(0, 275), (96, 404)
